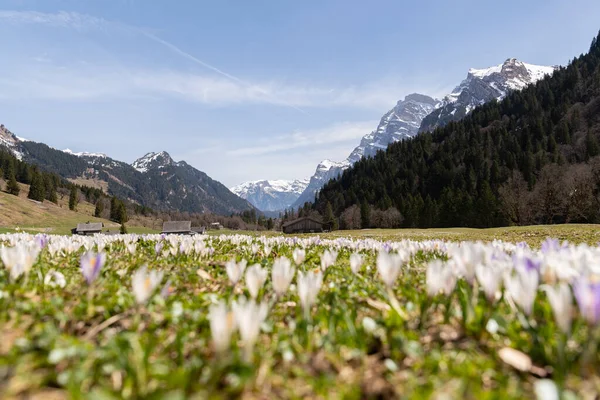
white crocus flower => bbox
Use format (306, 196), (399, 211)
(320, 250), (338, 271)
(376, 252), (403, 288)
(0, 243), (41, 280)
(225, 259), (247, 285)
(131, 265), (164, 304)
(426, 260), (456, 296)
(209, 300), (236, 353)
(272, 257), (295, 296)
(44, 269), (66, 288)
(292, 248), (306, 265)
(504, 267), (539, 316)
(232, 297), (269, 360)
(349, 253), (363, 275)
(297, 269), (323, 313)
(475, 263), (504, 302)
(544, 283), (573, 334)
(245, 264), (268, 299)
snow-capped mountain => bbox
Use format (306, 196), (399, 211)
(230, 179), (309, 212)
(63, 148), (107, 158)
(0, 128), (254, 215)
(0, 124), (23, 160)
(292, 59), (555, 207)
(133, 151), (178, 173)
(293, 94), (438, 207)
(420, 58), (556, 132)
(347, 94), (440, 163)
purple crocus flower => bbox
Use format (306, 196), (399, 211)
(516, 241), (529, 250)
(382, 242), (392, 253)
(513, 253), (541, 273)
(80, 251), (106, 284)
(541, 238), (560, 254)
(573, 277), (600, 325)
(155, 242), (164, 255)
(35, 234), (49, 249)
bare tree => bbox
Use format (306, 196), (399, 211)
(498, 171), (533, 225)
(340, 205), (361, 229)
(531, 164), (567, 224)
(563, 163), (597, 222)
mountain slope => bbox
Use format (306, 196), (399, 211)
(0, 129), (254, 215)
(230, 179), (309, 212)
(292, 94), (439, 207)
(420, 58), (556, 132)
(314, 31), (600, 229)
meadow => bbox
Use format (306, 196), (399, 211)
(0, 228), (599, 399)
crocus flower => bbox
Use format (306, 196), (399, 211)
(475, 263), (504, 302)
(573, 276), (600, 325)
(225, 258), (247, 285)
(80, 251), (106, 285)
(272, 257), (295, 296)
(504, 266), (539, 316)
(544, 283), (573, 333)
(297, 269), (323, 313)
(320, 250), (338, 271)
(245, 264), (268, 299)
(232, 297), (269, 360)
(349, 253), (363, 275)
(292, 248), (306, 265)
(376, 252), (403, 288)
(0, 244), (41, 280)
(426, 260), (456, 297)
(209, 300), (236, 353)
(44, 269), (66, 288)
(132, 265), (164, 304)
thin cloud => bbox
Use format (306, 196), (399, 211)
(227, 121), (377, 156)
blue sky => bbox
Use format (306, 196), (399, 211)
(0, 0), (598, 187)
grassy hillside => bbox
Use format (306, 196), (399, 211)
(0, 180), (160, 235)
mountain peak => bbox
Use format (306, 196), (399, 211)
(132, 151), (174, 173)
(230, 178), (310, 212)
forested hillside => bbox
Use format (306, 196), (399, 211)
(314, 31), (600, 229)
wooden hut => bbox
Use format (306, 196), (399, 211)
(161, 221), (194, 235)
(282, 217), (323, 234)
(71, 222), (103, 236)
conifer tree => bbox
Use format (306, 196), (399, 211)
(94, 199), (104, 218)
(28, 170), (45, 202)
(69, 186), (78, 211)
(6, 171), (20, 196)
(120, 223), (127, 234)
(325, 201), (336, 231)
(360, 201), (370, 229)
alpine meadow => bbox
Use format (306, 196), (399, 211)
(1, 2), (600, 399)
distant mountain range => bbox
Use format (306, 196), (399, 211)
(230, 179), (309, 212)
(0, 126), (254, 215)
(242, 58), (555, 211)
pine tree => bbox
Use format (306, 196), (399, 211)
(27, 170), (45, 202)
(360, 200), (370, 229)
(44, 174), (58, 204)
(6, 171), (20, 196)
(69, 186), (78, 211)
(120, 223), (127, 234)
(94, 199), (104, 217)
(324, 201), (336, 231)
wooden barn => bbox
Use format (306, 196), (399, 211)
(71, 222), (103, 236)
(282, 217), (323, 234)
(161, 221), (195, 235)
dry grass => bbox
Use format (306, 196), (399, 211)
(0, 182), (159, 234)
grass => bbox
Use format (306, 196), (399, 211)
(0, 183), (160, 235)
(1, 231), (599, 398)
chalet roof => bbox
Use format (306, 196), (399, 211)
(75, 222), (103, 232)
(162, 221), (192, 233)
(282, 216), (323, 228)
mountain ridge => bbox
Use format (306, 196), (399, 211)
(0, 128), (254, 215)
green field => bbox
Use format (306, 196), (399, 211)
(1, 228), (599, 398)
